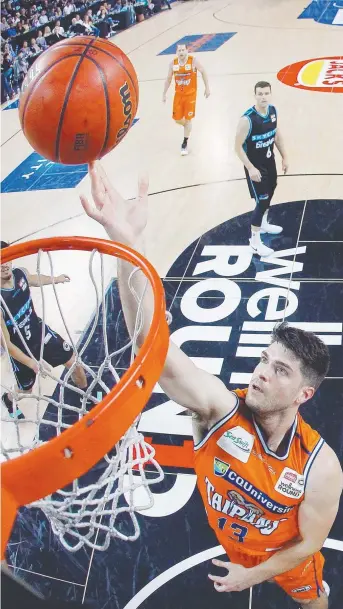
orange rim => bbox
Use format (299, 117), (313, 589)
(1, 237), (169, 558)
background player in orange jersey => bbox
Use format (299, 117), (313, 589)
(81, 162), (343, 609)
(162, 43), (210, 155)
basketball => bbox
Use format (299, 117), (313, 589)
(18, 37), (139, 165)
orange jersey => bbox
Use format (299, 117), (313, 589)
(173, 55), (197, 96)
(194, 388), (325, 556)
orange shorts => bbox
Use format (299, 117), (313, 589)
(224, 544), (325, 601)
(172, 93), (196, 121)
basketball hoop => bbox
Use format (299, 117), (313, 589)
(1, 237), (169, 556)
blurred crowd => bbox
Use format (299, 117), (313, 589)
(1, 0), (171, 101)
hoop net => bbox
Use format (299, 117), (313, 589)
(1, 238), (169, 553)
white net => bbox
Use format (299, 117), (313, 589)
(1, 247), (165, 552)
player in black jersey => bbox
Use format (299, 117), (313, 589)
(1, 241), (87, 419)
(235, 81), (289, 257)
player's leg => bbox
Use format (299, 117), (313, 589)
(260, 160), (282, 234)
(244, 167), (274, 257)
(181, 119), (192, 155)
(181, 97), (196, 155)
(172, 93), (185, 134)
(2, 358), (36, 419)
(64, 354), (87, 389)
(42, 327), (87, 389)
(295, 590), (328, 609)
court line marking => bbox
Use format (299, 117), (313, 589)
(123, 537), (343, 609)
(6, 564), (85, 586)
(7, 183), (342, 245)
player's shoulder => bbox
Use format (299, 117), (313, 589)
(243, 106), (254, 117)
(13, 267), (29, 280)
(314, 441), (341, 472)
(306, 441), (343, 492)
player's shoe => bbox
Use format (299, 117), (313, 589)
(249, 239), (274, 257)
(181, 143), (188, 156)
(260, 220), (283, 234)
(2, 392), (25, 420)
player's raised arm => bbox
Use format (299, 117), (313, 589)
(162, 61), (173, 103)
(80, 163), (236, 427)
(20, 267), (70, 287)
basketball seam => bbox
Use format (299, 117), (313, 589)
(52, 38), (139, 103)
(20, 54), (85, 137)
(55, 38), (96, 162)
(84, 56), (110, 158)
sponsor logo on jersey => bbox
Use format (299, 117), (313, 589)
(277, 57), (343, 93)
(274, 467), (305, 499)
(213, 458), (292, 514)
(291, 586), (312, 593)
(284, 472), (297, 483)
(271, 114), (276, 122)
(5, 298), (32, 327)
(44, 332), (52, 344)
(255, 137), (275, 149)
(251, 128), (277, 142)
(217, 426), (254, 462)
(206, 476), (288, 536)
(176, 78), (192, 87)
(63, 341), (71, 351)
(251, 449), (276, 475)
(19, 277), (28, 291)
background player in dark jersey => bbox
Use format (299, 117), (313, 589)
(235, 81), (289, 257)
(1, 241), (87, 419)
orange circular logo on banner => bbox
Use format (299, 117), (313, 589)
(277, 57), (343, 93)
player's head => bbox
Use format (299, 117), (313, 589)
(0, 241), (12, 281)
(176, 43), (188, 61)
(246, 322), (330, 416)
(254, 81), (272, 109)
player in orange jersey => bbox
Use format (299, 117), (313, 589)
(162, 43), (210, 155)
(81, 162), (342, 609)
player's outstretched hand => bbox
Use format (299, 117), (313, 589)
(29, 359), (51, 376)
(204, 88), (210, 98)
(248, 166), (262, 182)
(282, 157), (289, 174)
(56, 274), (70, 284)
(80, 162), (149, 246)
(162, 94), (167, 103)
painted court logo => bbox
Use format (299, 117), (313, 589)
(277, 57), (343, 93)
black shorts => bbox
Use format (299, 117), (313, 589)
(10, 324), (73, 391)
(244, 159), (277, 203)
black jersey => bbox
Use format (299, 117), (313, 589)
(243, 104), (277, 168)
(1, 268), (41, 347)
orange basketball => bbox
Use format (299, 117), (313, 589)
(19, 37), (139, 165)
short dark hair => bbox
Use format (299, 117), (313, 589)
(254, 81), (271, 93)
(0, 241), (10, 249)
(271, 322), (330, 390)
